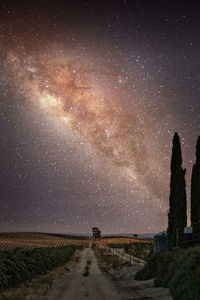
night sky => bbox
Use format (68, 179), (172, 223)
(0, 0), (199, 234)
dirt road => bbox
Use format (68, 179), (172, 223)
(43, 247), (121, 300)
(41, 247), (172, 300)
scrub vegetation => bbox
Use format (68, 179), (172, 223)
(136, 246), (200, 300)
(0, 246), (81, 291)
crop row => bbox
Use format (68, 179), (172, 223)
(0, 239), (89, 249)
(96, 237), (153, 247)
(0, 246), (80, 291)
(0, 233), (89, 249)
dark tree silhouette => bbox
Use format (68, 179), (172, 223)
(167, 133), (187, 247)
(191, 137), (200, 244)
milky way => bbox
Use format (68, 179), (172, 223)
(0, 1), (200, 233)
(4, 46), (161, 192)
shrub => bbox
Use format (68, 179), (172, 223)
(135, 252), (162, 280)
(0, 246), (79, 291)
(135, 246), (200, 300)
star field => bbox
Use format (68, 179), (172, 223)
(0, 0), (200, 234)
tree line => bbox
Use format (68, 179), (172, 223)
(167, 133), (200, 247)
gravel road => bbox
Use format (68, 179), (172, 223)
(41, 247), (172, 300)
(43, 247), (121, 300)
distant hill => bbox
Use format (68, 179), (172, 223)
(100, 233), (155, 239)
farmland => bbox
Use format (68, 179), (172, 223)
(0, 232), (152, 250)
(97, 236), (153, 247)
(0, 232), (89, 249)
(0, 232), (153, 249)
(0, 246), (79, 291)
(0, 233), (157, 300)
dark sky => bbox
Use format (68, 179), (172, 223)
(0, 0), (199, 234)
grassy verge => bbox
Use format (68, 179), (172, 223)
(0, 245), (82, 292)
(135, 246), (200, 300)
(82, 259), (92, 277)
(108, 243), (153, 260)
(95, 248), (120, 272)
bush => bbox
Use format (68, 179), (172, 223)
(135, 252), (162, 281)
(0, 246), (80, 291)
(168, 248), (200, 299)
(135, 246), (200, 300)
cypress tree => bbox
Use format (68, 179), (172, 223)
(191, 137), (200, 244)
(167, 133), (187, 247)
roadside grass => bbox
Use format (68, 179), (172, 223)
(82, 266), (90, 277)
(82, 259), (92, 277)
(135, 246), (200, 300)
(95, 248), (120, 272)
(108, 242), (153, 260)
